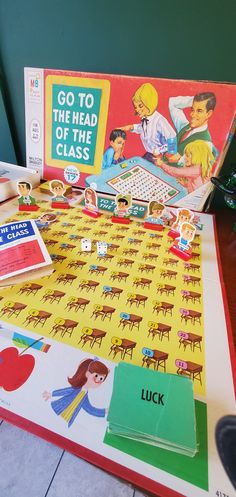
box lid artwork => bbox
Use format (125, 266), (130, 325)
(24, 68), (236, 211)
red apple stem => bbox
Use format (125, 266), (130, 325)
(19, 337), (45, 355)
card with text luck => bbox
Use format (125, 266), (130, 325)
(107, 362), (197, 457)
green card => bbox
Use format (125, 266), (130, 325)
(107, 362), (197, 457)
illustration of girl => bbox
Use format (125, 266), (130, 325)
(35, 213), (57, 229)
(145, 201), (165, 225)
(172, 208), (194, 232)
(84, 187), (98, 213)
(44, 358), (109, 427)
(159, 140), (215, 193)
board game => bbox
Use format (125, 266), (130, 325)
(0, 188), (235, 497)
(24, 68), (236, 211)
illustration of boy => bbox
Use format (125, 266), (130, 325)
(176, 222), (196, 252)
(50, 180), (69, 206)
(121, 83), (176, 165)
(102, 129), (127, 169)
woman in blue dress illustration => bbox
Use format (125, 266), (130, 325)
(44, 358), (109, 427)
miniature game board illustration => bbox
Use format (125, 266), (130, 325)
(91, 159), (186, 203)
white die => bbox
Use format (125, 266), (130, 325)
(81, 238), (92, 251)
(96, 241), (107, 257)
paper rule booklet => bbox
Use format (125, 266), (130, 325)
(0, 219), (53, 286)
(107, 362), (197, 457)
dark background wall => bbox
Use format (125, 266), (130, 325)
(0, 0), (235, 207)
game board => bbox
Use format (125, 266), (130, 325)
(0, 189), (235, 497)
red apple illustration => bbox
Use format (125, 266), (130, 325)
(0, 347), (35, 391)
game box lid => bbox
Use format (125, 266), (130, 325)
(24, 68), (236, 211)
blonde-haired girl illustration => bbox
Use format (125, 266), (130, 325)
(159, 140), (215, 193)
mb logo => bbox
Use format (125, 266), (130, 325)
(30, 74), (40, 88)
(28, 71), (41, 103)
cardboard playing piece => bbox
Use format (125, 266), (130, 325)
(49, 179), (70, 209)
(144, 201), (165, 231)
(83, 187), (101, 218)
(17, 180), (39, 211)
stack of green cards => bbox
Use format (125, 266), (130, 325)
(107, 363), (197, 457)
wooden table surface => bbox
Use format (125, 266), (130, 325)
(213, 209), (236, 349)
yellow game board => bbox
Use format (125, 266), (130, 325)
(0, 195), (205, 395)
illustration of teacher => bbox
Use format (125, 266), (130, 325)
(167, 92), (217, 165)
(121, 83), (176, 164)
